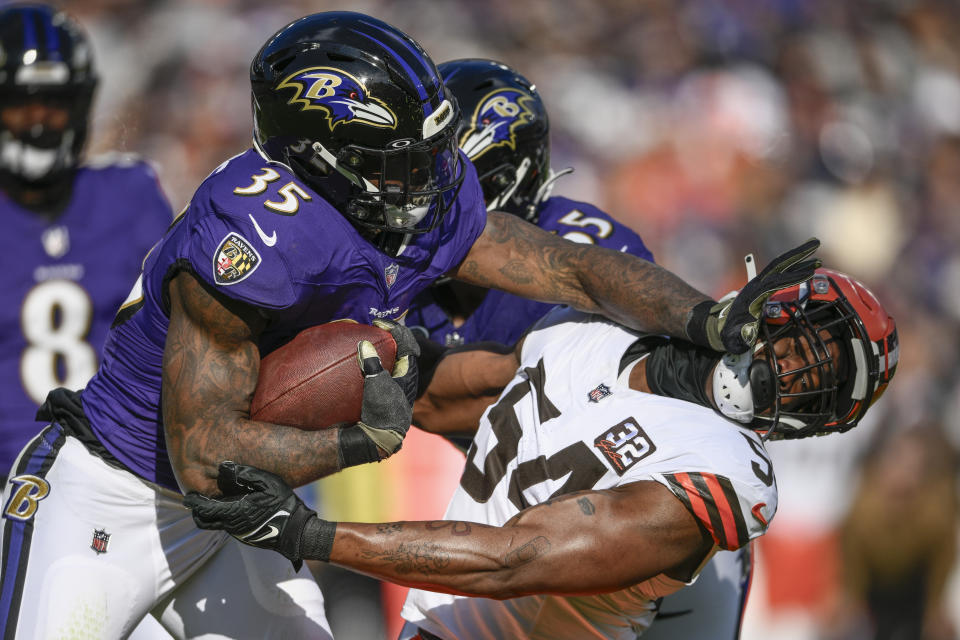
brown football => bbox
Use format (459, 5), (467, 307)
(250, 321), (396, 430)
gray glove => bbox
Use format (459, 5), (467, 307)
(372, 319), (420, 407)
(687, 239), (821, 353)
(353, 338), (413, 454)
(338, 326), (418, 467)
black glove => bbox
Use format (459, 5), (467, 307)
(183, 461), (318, 570)
(687, 239), (821, 354)
(338, 334), (416, 467)
(372, 319), (420, 407)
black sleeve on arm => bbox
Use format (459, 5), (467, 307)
(300, 516), (337, 562)
(622, 335), (718, 409)
(413, 331), (449, 399)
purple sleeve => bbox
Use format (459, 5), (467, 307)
(428, 153), (488, 275)
(183, 201), (300, 309)
(175, 157), (305, 310)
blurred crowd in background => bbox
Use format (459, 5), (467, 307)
(60, 0), (960, 638)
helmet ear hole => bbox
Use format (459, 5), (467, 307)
(348, 202), (369, 220)
(338, 149), (364, 169)
(492, 169), (513, 189)
(749, 359), (776, 413)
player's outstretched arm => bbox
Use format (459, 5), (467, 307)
(453, 212), (820, 353)
(162, 271), (404, 495)
(185, 462), (714, 598)
(329, 481), (713, 598)
(452, 211), (707, 341)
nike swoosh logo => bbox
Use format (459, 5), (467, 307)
(240, 508), (290, 543)
(249, 214), (277, 247)
(248, 525), (280, 543)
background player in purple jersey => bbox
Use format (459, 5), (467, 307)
(0, 11), (818, 638)
(0, 4), (172, 486)
(406, 58), (655, 348)
(0, 5), (175, 639)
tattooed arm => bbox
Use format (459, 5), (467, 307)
(162, 270), (344, 495)
(186, 462), (714, 598)
(452, 211), (711, 338)
(333, 481), (713, 597)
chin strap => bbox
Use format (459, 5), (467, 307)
(525, 166), (573, 220)
(487, 157), (531, 213)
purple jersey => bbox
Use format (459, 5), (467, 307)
(0, 156), (172, 474)
(406, 196), (654, 346)
(81, 148), (487, 490)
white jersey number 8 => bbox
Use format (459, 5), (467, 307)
(20, 279), (97, 404)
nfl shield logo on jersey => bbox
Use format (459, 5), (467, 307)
(91, 529), (110, 555)
(213, 233), (261, 285)
(588, 383), (612, 403)
(384, 263), (399, 289)
(41, 225), (70, 258)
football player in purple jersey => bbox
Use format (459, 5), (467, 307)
(406, 59), (655, 348)
(0, 6), (174, 639)
(0, 11), (818, 638)
(0, 5), (172, 489)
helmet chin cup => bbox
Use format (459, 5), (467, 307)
(384, 202), (430, 229)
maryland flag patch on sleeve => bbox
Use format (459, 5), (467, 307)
(664, 471), (751, 551)
(213, 233), (261, 285)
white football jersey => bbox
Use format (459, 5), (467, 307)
(402, 308), (778, 640)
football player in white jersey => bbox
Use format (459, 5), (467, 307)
(185, 268), (897, 640)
